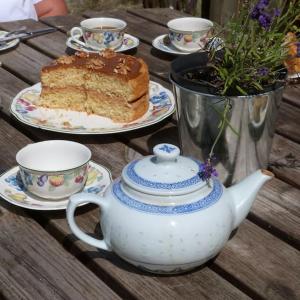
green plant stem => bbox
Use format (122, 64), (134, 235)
(209, 98), (231, 158)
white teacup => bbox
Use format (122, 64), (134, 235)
(16, 140), (91, 200)
(70, 17), (127, 51)
(167, 17), (213, 53)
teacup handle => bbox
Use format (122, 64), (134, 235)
(70, 26), (87, 47)
(67, 193), (111, 251)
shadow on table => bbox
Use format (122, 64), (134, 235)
(150, 47), (178, 62)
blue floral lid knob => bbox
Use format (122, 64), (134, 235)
(153, 143), (180, 162)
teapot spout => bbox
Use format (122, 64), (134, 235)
(228, 169), (274, 229)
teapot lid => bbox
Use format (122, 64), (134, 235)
(122, 143), (207, 196)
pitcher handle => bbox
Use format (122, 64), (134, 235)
(67, 193), (111, 251)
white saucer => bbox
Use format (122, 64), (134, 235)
(0, 161), (112, 210)
(0, 30), (19, 52)
(152, 34), (191, 55)
(66, 33), (139, 53)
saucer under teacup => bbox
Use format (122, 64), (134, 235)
(0, 161), (112, 210)
(152, 34), (223, 55)
(152, 34), (200, 55)
(66, 33), (139, 53)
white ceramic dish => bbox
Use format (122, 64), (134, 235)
(0, 30), (19, 52)
(152, 34), (192, 55)
(152, 34), (223, 56)
(0, 161), (112, 210)
(66, 33), (139, 53)
(10, 81), (175, 134)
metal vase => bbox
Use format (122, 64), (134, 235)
(171, 78), (283, 186)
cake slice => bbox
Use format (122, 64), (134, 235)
(39, 50), (149, 122)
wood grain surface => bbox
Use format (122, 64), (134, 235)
(0, 8), (299, 300)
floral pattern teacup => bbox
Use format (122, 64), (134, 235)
(16, 140), (91, 200)
(70, 18), (126, 51)
(167, 17), (213, 53)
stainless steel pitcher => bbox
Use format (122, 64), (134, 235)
(171, 78), (283, 186)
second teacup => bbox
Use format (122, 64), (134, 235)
(16, 140), (91, 200)
(70, 17), (127, 50)
(167, 17), (213, 53)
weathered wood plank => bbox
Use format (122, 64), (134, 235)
(269, 134), (300, 188)
(213, 220), (300, 300)
(276, 102), (300, 143)
(283, 85), (300, 108)
(251, 177), (300, 249)
(0, 42), (51, 84)
(0, 207), (121, 300)
(40, 15), (84, 33)
(0, 68), (29, 116)
(127, 7), (190, 26)
(0, 19), (67, 58)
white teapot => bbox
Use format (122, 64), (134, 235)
(67, 143), (273, 274)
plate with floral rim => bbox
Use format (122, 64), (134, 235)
(66, 33), (139, 53)
(10, 81), (175, 134)
(0, 161), (112, 210)
(0, 30), (19, 52)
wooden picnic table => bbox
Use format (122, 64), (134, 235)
(0, 8), (299, 300)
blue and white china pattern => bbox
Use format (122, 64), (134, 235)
(0, 161), (112, 210)
(67, 143), (274, 274)
(158, 144), (176, 153)
(11, 81), (175, 135)
(113, 179), (222, 214)
(125, 159), (203, 190)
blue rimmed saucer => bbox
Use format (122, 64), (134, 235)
(0, 161), (112, 210)
(66, 33), (139, 53)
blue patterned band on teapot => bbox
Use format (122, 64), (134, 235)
(126, 159), (203, 190)
(112, 179), (223, 214)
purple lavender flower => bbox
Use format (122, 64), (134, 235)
(257, 0), (269, 9)
(257, 67), (269, 76)
(198, 159), (218, 183)
(273, 8), (281, 17)
(250, 6), (260, 19)
(258, 13), (272, 29)
(250, 0), (270, 19)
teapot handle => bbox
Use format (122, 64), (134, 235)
(67, 193), (111, 251)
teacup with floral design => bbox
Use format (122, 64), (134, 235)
(70, 18), (127, 51)
(16, 140), (91, 200)
(167, 17), (213, 53)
